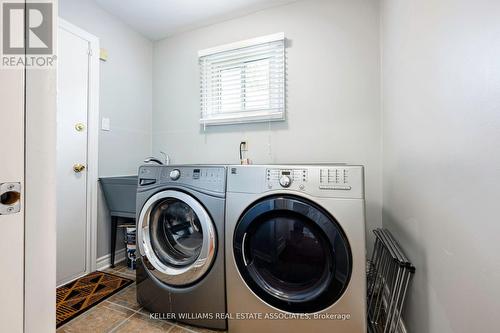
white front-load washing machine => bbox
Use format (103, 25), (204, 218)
(225, 165), (366, 333)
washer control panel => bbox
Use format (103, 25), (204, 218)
(139, 166), (227, 193)
(166, 167), (225, 182)
(169, 169), (181, 180)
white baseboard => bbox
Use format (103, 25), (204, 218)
(96, 248), (127, 270)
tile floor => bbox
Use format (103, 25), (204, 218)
(57, 261), (222, 333)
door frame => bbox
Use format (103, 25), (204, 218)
(0, 10), (26, 331)
(58, 18), (100, 280)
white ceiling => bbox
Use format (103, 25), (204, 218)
(93, 0), (297, 40)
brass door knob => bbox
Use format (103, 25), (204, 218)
(73, 163), (86, 173)
(75, 123), (86, 132)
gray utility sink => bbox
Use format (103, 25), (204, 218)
(99, 175), (138, 219)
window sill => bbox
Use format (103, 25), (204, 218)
(200, 111), (285, 126)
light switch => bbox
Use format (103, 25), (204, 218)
(100, 48), (108, 61)
(101, 117), (110, 131)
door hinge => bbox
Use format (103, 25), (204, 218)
(88, 48), (93, 56)
(0, 182), (21, 215)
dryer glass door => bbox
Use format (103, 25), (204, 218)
(233, 195), (352, 313)
(138, 190), (216, 286)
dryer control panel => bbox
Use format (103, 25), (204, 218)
(228, 165), (364, 199)
(318, 168), (351, 190)
(266, 168), (308, 190)
(266, 166), (362, 198)
(267, 167), (353, 190)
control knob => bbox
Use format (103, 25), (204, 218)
(169, 169), (181, 181)
(279, 175), (292, 188)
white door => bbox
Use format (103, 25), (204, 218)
(56, 25), (92, 286)
(0, 50), (25, 331)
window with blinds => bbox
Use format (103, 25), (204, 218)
(199, 33), (285, 126)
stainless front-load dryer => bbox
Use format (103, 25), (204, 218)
(225, 165), (367, 333)
(136, 165), (227, 330)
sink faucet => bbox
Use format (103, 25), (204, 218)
(160, 151), (170, 165)
(144, 152), (170, 166)
(143, 157), (163, 165)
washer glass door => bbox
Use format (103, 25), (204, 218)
(150, 198), (203, 267)
(233, 195), (352, 313)
(139, 190), (216, 286)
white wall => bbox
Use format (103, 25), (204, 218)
(381, 0), (500, 332)
(59, 0), (153, 257)
(152, 0), (382, 247)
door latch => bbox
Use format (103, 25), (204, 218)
(0, 182), (21, 215)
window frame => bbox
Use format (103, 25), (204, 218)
(199, 33), (285, 126)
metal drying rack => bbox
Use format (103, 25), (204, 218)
(367, 228), (415, 333)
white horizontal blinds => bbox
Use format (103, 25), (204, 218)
(200, 34), (285, 125)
